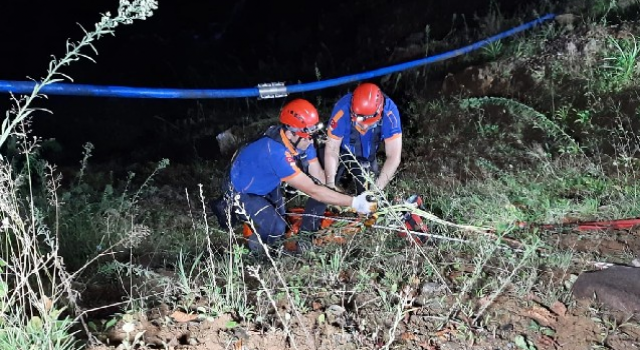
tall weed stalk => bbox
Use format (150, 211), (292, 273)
(0, 1), (158, 348)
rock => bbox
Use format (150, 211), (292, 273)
(325, 304), (347, 327)
(420, 282), (447, 295)
(326, 304), (346, 316)
(414, 282), (447, 306)
(216, 129), (242, 158)
(572, 266), (640, 314)
(617, 0), (638, 11)
(555, 14), (576, 30)
(215, 117), (280, 159)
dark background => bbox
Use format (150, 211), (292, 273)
(0, 0), (528, 165)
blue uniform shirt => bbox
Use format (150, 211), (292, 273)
(327, 93), (402, 159)
(230, 131), (317, 195)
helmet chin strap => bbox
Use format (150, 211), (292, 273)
(284, 128), (303, 148)
(292, 135), (303, 149)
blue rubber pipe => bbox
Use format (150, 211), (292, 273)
(0, 14), (555, 99)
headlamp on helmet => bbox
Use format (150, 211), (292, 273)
(284, 122), (324, 139)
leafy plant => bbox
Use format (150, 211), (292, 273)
(0, 1), (158, 349)
(601, 35), (640, 91)
(481, 40), (504, 60)
(461, 97), (583, 155)
(514, 334), (538, 350)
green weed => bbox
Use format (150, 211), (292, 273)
(601, 35), (640, 91)
(481, 40), (504, 60)
(0, 2), (157, 349)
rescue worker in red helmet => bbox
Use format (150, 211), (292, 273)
(324, 83), (403, 194)
(211, 98), (377, 253)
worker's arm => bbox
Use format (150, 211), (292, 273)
(375, 135), (402, 190)
(308, 160), (326, 184)
(286, 172), (353, 207)
(323, 136), (343, 188)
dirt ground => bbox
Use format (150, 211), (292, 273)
(80, 223), (640, 350)
(77, 10), (640, 350)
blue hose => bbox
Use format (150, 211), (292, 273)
(0, 80), (259, 99)
(0, 14), (555, 99)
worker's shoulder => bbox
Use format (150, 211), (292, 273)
(241, 136), (283, 156)
(333, 93), (352, 109)
(383, 95), (400, 109)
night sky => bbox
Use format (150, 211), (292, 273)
(0, 0), (513, 164)
(2, 0), (407, 87)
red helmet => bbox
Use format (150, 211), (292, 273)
(279, 99), (322, 138)
(351, 83), (384, 126)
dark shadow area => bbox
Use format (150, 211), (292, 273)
(1, 0), (545, 165)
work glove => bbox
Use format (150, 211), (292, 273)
(351, 192), (378, 214)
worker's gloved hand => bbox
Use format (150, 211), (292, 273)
(351, 192), (378, 214)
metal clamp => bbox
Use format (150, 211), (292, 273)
(257, 82), (288, 99)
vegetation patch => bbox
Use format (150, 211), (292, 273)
(3, 1), (640, 350)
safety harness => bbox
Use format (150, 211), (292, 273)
(338, 97), (387, 178)
(346, 120), (382, 165)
